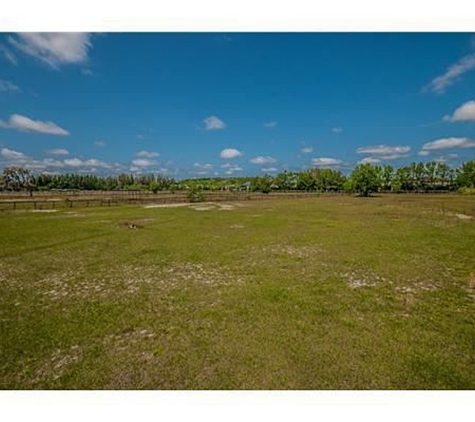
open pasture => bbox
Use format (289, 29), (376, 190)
(0, 194), (474, 389)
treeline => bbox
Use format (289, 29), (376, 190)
(1, 159), (475, 195)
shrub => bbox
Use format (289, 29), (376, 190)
(187, 187), (205, 203)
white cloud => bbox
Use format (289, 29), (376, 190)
(250, 155), (276, 164)
(0, 44), (18, 65)
(8, 33), (92, 69)
(46, 148), (69, 156)
(131, 158), (156, 167)
(424, 53), (475, 94)
(64, 157), (111, 169)
(356, 144), (411, 156)
(421, 137), (475, 151)
(332, 127), (343, 133)
(225, 166), (243, 174)
(220, 148), (242, 159)
(220, 163), (232, 168)
(81, 69), (93, 76)
(204, 115), (226, 131)
(136, 134), (145, 140)
(0, 114), (69, 135)
(136, 150), (160, 158)
(311, 157), (342, 167)
(443, 100), (475, 122)
(42, 158), (66, 168)
(0, 79), (20, 93)
(417, 150), (430, 156)
(301, 147), (313, 154)
(435, 154), (459, 163)
(193, 163), (213, 170)
(357, 157), (381, 164)
(263, 121), (277, 129)
(261, 167), (278, 173)
(63, 158), (83, 167)
(1, 147), (27, 160)
(94, 141), (106, 147)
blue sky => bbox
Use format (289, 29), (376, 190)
(1, 32), (475, 178)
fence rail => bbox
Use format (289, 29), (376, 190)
(0, 191), (326, 211)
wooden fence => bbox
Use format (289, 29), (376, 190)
(0, 191), (324, 211)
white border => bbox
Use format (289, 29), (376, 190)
(1, 0), (475, 31)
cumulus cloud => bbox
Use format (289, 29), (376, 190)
(63, 158), (111, 169)
(220, 148), (242, 159)
(0, 79), (20, 93)
(421, 137), (475, 150)
(136, 150), (160, 158)
(204, 115), (226, 131)
(311, 157), (342, 167)
(131, 158), (156, 167)
(356, 144), (411, 156)
(443, 100), (475, 122)
(46, 148), (69, 156)
(261, 167), (278, 173)
(263, 121), (277, 129)
(8, 33), (93, 69)
(250, 156), (276, 164)
(225, 165), (243, 174)
(0, 150), (115, 172)
(301, 147), (313, 154)
(424, 53), (475, 94)
(357, 157), (381, 164)
(332, 127), (343, 133)
(0, 114), (69, 135)
(193, 163), (213, 170)
(435, 154), (459, 163)
(417, 150), (430, 156)
(1, 147), (27, 160)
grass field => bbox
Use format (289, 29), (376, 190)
(1, 194), (474, 389)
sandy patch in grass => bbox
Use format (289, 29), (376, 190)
(190, 202), (238, 211)
(453, 213), (474, 220)
(143, 202), (242, 211)
(104, 328), (156, 352)
(29, 209), (58, 213)
(339, 269), (386, 289)
(191, 205), (215, 211)
(17, 345), (83, 385)
(263, 244), (324, 259)
(160, 262), (243, 287)
(37, 261), (243, 302)
(144, 203), (189, 208)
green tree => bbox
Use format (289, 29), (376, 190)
(1, 167), (35, 195)
(348, 164), (381, 197)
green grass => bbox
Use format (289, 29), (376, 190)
(1, 195), (474, 389)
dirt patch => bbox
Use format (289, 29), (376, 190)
(454, 213), (474, 220)
(263, 244), (324, 259)
(160, 262), (243, 287)
(144, 203), (189, 208)
(395, 280), (439, 295)
(340, 269), (386, 289)
(230, 224), (245, 229)
(191, 205), (215, 211)
(17, 345), (83, 385)
(445, 212), (474, 220)
(29, 209), (58, 213)
(120, 221), (145, 229)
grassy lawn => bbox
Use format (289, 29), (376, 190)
(0, 194), (474, 389)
